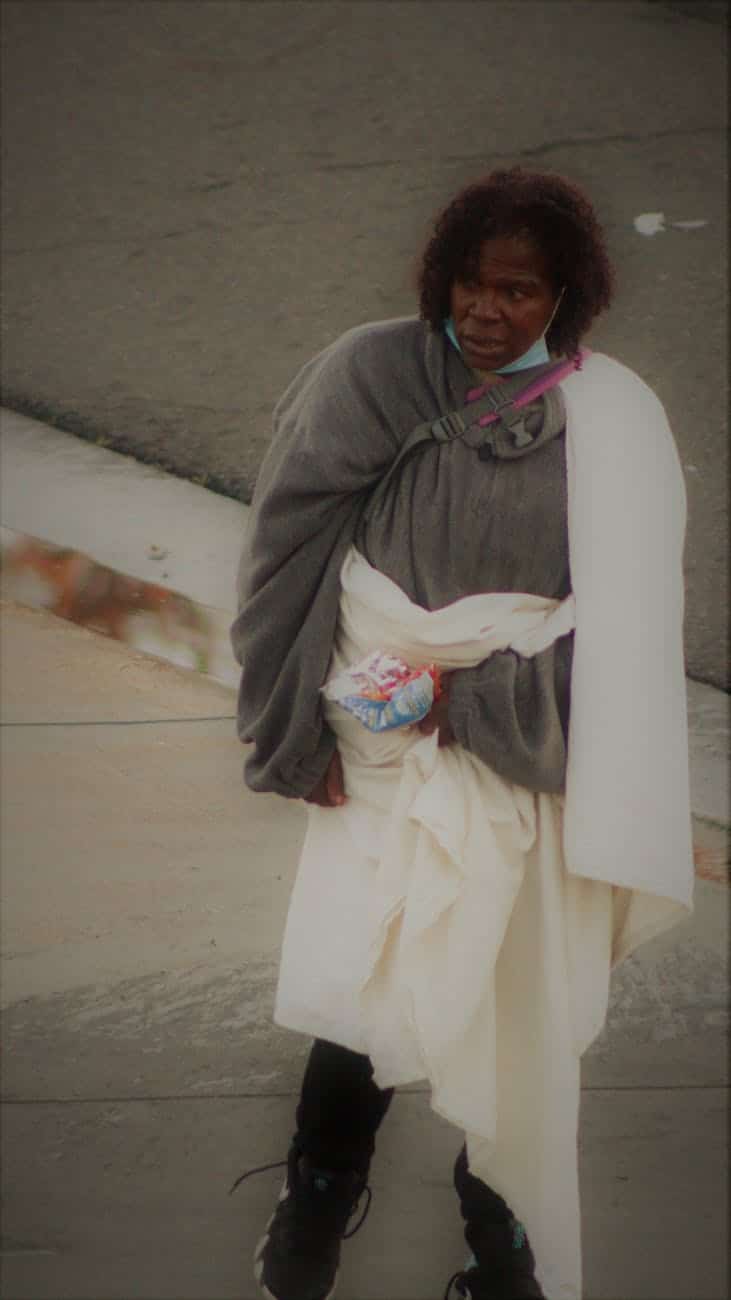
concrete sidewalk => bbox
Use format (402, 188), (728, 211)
(1, 411), (728, 1299)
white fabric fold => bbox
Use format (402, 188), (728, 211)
(276, 550), (600, 1297)
(561, 354), (693, 927)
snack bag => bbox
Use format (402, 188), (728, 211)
(322, 650), (442, 732)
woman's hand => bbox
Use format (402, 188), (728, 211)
(304, 748), (347, 807)
(417, 673), (455, 746)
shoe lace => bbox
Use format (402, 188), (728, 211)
(443, 1229), (539, 1300)
(228, 1158), (287, 1196)
(342, 1184), (372, 1238)
(227, 1156), (372, 1239)
(443, 1271), (470, 1300)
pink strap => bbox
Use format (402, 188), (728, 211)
(467, 347), (590, 427)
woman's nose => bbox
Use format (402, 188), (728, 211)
(469, 289), (501, 320)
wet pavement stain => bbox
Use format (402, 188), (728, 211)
(1, 532), (219, 678)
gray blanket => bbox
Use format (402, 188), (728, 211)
(231, 317), (572, 798)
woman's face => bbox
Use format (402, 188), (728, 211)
(449, 232), (558, 372)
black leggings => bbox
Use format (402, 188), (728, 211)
(294, 1038), (394, 1174)
(293, 1038), (510, 1217)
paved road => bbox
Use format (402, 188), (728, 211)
(1, 0), (727, 687)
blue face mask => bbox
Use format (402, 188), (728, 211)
(444, 316), (550, 372)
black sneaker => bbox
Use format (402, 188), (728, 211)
(231, 1144), (371, 1300)
(443, 1221), (545, 1299)
(446, 1146), (545, 1300)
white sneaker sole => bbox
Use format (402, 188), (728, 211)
(252, 1183), (339, 1300)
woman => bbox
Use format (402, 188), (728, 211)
(231, 168), (693, 1300)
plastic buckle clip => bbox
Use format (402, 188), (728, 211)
(479, 396), (535, 449)
(430, 411), (466, 442)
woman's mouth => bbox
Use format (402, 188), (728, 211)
(463, 334), (507, 356)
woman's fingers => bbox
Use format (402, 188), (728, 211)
(325, 748), (346, 805)
(304, 749), (346, 807)
(308, 686), (457, 809)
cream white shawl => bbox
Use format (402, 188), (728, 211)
(561, 353), (693, 925)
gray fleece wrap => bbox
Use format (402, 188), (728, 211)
(231, 317), (572, 799)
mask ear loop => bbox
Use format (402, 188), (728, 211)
(543, 286), (566, 337)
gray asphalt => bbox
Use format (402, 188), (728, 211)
(1, 0), (728, 687)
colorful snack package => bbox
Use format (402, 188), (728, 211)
(322, 650), (442, 732)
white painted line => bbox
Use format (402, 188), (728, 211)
(633, 212), (666, 236)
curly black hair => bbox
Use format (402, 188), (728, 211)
(417, 168), (614, 358)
